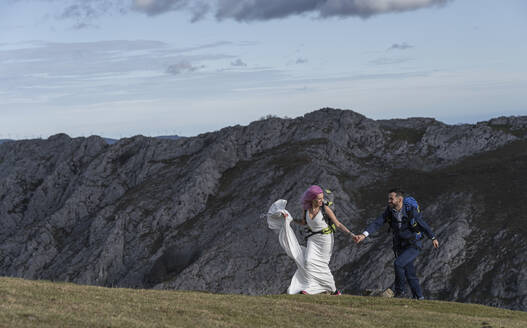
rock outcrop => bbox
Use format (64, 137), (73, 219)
(1, 108), (526, 311)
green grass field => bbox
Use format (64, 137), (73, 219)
(1, 277), (526, 328)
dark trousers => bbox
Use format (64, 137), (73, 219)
(394, 246), (423, 298)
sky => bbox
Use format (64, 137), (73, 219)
(1, 0), (526, 139)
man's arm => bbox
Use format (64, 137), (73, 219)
(415, 212), (435, 240)
(354, 211), (386, 243)
(413, 209), (439, 248)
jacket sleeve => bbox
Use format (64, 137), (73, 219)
(397, 207), (436, 241)
(365, 211), (387, 236)
(415, 211), (436, 240)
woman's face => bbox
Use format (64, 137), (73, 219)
(312, 193), (324, 208)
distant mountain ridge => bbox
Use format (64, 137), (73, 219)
(1, 135), (180, 145)
(0, 108), (526, 311)
(105, 135), (181, 144)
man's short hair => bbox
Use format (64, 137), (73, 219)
(388, 188), (405, 198)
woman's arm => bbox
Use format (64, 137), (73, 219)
(294, 218), (307, 225)
(281, 211), (306, 225)
(295, 210), (307, 225)
(325, 206), (354, 236)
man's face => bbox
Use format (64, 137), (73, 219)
(388, 192), (403, 209)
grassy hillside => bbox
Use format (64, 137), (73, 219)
(1, 277), (526, 328)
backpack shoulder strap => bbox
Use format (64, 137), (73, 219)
(320, 203), (336, 233)
(320, 203), (328, 221)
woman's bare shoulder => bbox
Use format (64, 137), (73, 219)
(324, 205), (335, 214)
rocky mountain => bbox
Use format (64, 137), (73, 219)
(104, 135), (180, 145)
(1, 136), (179, 146)
(0, 108), (526, 311)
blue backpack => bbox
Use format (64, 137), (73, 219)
(404, 196), (422, 239)
(403, 196), (420, 213)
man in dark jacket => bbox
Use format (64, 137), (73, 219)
(353, 188), (439, 299)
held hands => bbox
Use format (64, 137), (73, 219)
(353, 234), (366, 244)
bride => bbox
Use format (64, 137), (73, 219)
(267, 185), (354, 295)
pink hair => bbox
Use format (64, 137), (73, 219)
(301, 185), (323, 210)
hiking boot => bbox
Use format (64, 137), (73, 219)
(331, 290), (342, 296)
(381, 288), (394, 298)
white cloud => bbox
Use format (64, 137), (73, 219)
(0, 40), (235, 108)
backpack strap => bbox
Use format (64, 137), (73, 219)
(305, 225), (335, 239)
(305, 205), (336, 239)
(320, 203), (337, 233)
(404, 198), (422, 235)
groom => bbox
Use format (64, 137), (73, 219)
(353, 188), (439, 299)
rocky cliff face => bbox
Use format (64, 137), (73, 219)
(1, 108), (526, 311)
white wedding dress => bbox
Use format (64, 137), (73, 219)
(267, 199), (336, 294)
